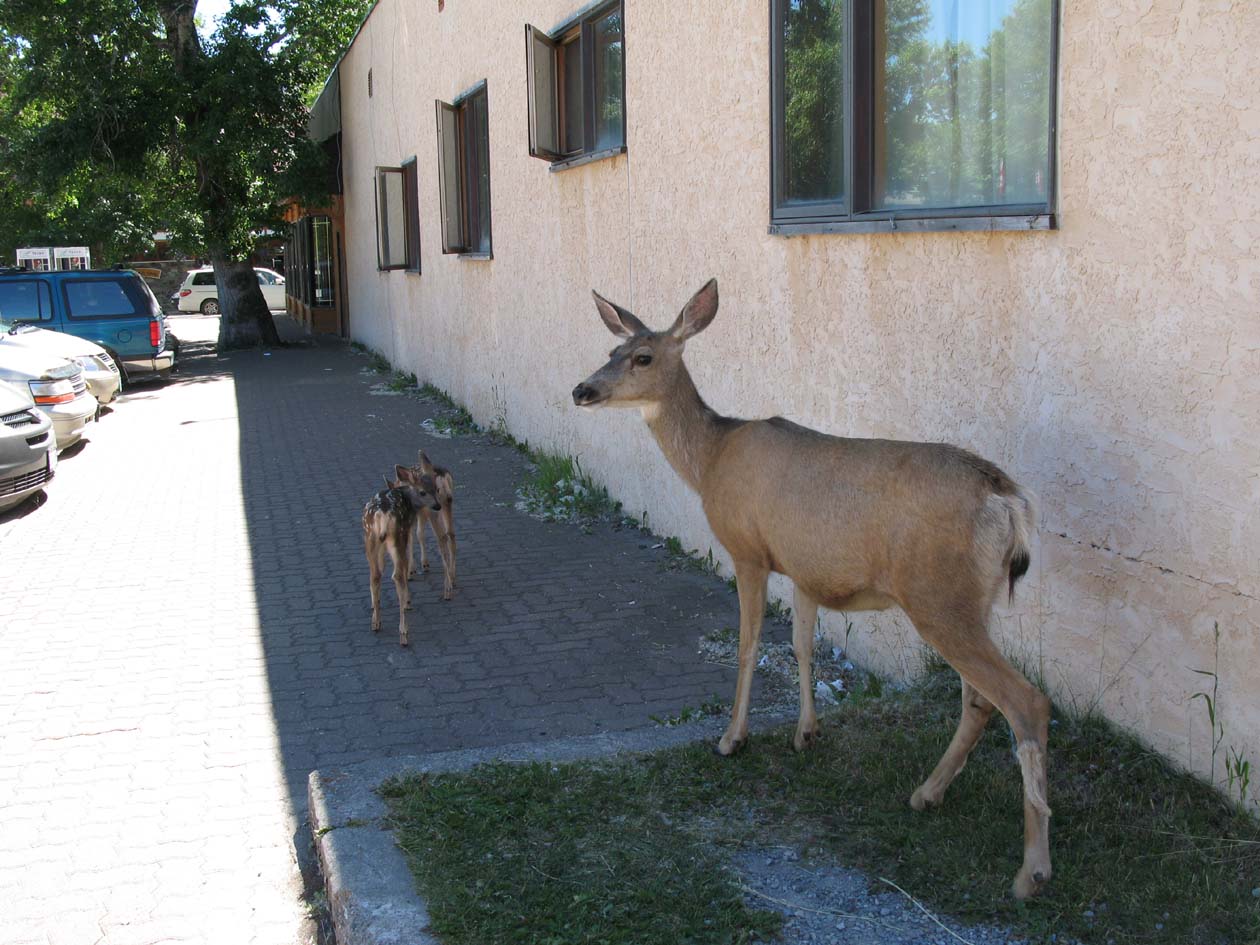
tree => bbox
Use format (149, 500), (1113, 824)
(0, 0), (369, 347)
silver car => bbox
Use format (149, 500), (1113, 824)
(0, 345), (97, 450)
(0, 317), (121, 405)
(0, 380), (57, 513)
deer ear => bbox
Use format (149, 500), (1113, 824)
(669, 278), (719, 341)
(394, 464), (412, 483)
(592, 289), (647, 338)
(417, 450), (434, 474)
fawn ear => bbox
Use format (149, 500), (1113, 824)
(417, 450), (435, 474)
(592, 289), (647, 338)
(394, 464), (413, 484)
(669, 278), (718, 341)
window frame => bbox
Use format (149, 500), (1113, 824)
(61, 277), (150, 320)
(401, 157), (422, 273)
(0, 278), (54, 322)
(375, 165), (411, 271)
(525, 0), (626, 170)
(768, 0), (1060, 236)
(435, 81), (493, 258)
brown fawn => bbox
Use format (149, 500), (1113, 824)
(401, 450), (457, 601)
(363, 470), (442, 646)
(572, 279), (1049, 899)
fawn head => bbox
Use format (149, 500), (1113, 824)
(392, 465), (443, 511)
(572, 279), (718, 411)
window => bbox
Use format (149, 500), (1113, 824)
(288, 216), (335, 307)
(0, 280), (53, 322)
(375, 162), (419, 271)
(435, 83), (492, 256)
(311, 217), (334, 304)
(770, 0), (1058, 234)
(192, 271), (216, 286)
(63, 278), (149, 319)
(525, 2), (625, 166)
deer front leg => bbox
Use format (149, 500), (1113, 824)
(717, 562), (768, 757)
(418, 516), (430, 573)
(435, 516), (456, 601)
(791, 585), (821, 751)
(389, 537), (411, 647)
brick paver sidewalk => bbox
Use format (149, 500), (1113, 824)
(0, 316), (782, 944)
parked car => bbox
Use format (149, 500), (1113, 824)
(0, 380), (58, 513)
(0, 345), (97, 450)
(0, 268), (175, 384)
(0, 316), (121, 405)
(175, 267), (286, 315)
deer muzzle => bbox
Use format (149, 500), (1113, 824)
(572, 383), (603, 407)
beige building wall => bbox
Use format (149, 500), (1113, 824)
(335, 0), (1260, 798)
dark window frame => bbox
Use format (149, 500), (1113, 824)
(525, 0), (626, 170)
(435, 81), (493, 258)
(0, 278), (54, 322)
(374, 165), (410, 271)
(768, 0), (1060, 236)
(61, 276), (151, 320)
(401, 157), (422, 273)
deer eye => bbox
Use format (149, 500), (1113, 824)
(633, 352), (653, 367)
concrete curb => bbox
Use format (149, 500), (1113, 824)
(308, 714), (797, 945)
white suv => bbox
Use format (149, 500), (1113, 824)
(175, 267), (286, 315)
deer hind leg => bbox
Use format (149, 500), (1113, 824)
(367, 535), (386, 632)
(791, 585), (822, 751)
(910, 676), (995, 810)
(717, 561), (768, 757)
(919, 625), (1052, 899)
(388, 532), (411, 646)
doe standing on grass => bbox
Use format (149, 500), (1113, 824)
(571, 279), (1051, 899)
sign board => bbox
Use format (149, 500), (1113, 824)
(16, 247), (52, 271)
(54, 247), (91, 270)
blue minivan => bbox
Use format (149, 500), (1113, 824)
(0, 268), (176, 383)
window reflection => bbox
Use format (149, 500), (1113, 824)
(876, 0), (1051, 209)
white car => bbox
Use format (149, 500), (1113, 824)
(0, 380), (58, 513)
(0, 346), (97, 450)
(0, 317), (121, 405)
(175, 267), (286, 315)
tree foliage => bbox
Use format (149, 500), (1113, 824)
(0, 0), (370, 345)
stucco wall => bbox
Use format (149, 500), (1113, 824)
(335, 0), (1259, 797)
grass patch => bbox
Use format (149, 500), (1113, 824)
(383, 668), (1260, 945)
(383, 762), (779, 945)
(650, 695), (728, 727)
(516, 452), (622, 525)
(419, 383), (482, 437)
(387, 370), (418, 392)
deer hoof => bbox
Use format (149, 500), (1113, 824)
(792, 725), (821, 752)
(909, 784), (942, 811)
(715, 734), (747, 757)
(1012, 863), (1051, 900)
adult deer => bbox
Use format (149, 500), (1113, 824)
(572, 279), (1050, 899)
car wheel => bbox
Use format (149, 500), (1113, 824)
(201, 298), (221, 316)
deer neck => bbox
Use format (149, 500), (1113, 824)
(640, 367), (728, 493)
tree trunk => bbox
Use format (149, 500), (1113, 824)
(212, 251), (282, 349)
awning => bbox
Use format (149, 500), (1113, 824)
(307, 67), (341, 143)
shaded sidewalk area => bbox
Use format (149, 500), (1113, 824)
(0, 317), (779, 944)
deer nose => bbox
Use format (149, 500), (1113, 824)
(572, 384), (596, 405)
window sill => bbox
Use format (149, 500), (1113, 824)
(769, 214), (1055, 237)
(549, 145), (626, 173)
(457, 252), (493, 260)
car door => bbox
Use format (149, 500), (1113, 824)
(256, 271), (285, 310)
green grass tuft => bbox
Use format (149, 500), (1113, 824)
(516, 452), (622, 525)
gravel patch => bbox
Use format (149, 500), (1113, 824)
(731, 847), (1022, 945)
